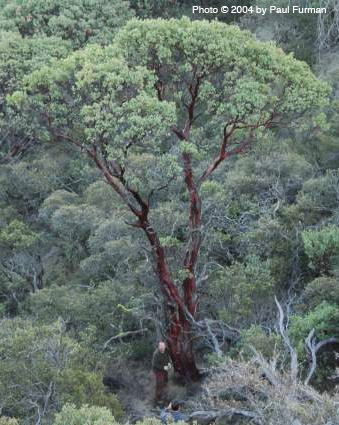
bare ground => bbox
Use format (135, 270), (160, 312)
(106, 359), (204, 422)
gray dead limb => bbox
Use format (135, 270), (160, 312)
(204, 319), (223, 357)
(275, 296), (299, 383)
(317, 0), (339, 52)
(186, 314), (240, 356)
(249, 345), (281, 387)
(304, 328), (339, 385)
(248, 297), (298, 386)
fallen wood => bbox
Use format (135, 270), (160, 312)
(188, 408), (262, 425)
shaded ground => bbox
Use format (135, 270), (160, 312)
(106, 360), (203, 422)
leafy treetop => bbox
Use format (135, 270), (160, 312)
(0, 0), (134, 47)
(9, 18), (330, 205)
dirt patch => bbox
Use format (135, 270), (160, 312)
(105, 359), (203, 421)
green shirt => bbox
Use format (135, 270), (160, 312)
(152, 348), (171, 372)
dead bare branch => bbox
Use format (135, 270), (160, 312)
(275, 296), (299, 383)
(304, 328), (339, 385)
(103, 328), (149, 349)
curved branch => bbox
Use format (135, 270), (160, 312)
(304, 329), (339, 385)
(198, 112), (276, 184)
(275, 296), (299, 383)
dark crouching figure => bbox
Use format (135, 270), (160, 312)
(152, 341), (172, 404)
(161, 400), (186, 424)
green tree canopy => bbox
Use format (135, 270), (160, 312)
(0, 0), (134, 47)
(0, 31), (72, 163)
(8, 17), (330, 379)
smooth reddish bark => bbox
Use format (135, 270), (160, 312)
(141, 217), (201, 380)
(53, 76), (272, 381)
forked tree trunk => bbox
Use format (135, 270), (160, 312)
(90, 149), (203, 381)
(142, 220), (201, 381)
(83, 74), (254, 382)
(63, 70), (255, 382)
(167, 317), (201, 381)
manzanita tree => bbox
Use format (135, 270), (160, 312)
(9, 18), (329, 380)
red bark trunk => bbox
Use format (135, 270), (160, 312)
(54, 77), (258, 382)
(167, 317), (201, 381)
(141, 219), (201, 381)
(89, 134), (203, 381)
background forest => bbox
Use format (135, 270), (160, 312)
(1, 1), (339, 424)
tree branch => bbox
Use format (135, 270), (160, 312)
(304, 329), (339, 385)
(147, 175), (176, 205)
(275, 296), (299, 383)
(198, 112), (276, 185)
(103, 328), (149, 348)
(249, 345), (281, 387)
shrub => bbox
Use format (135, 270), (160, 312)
(53, 404), (117, 425)
(303, 276), (339, 308)
(290, 302), (339, 354)
(236, 325), (282, 360)
(0, 418), (19, 425)
(302, 225), (339, 275)
(210, 256), (275, 326)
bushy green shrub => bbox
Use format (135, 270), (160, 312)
(57, 370), (123, 420)
(303, 277), (339, 309)
(285, 171), (339, 226)
(26, 281), (145, 349)
(302, 225), (339, 275)
(53, 404), (117, 425)
(235, 325), (282, 360)
(210, 256), (275, 326)
(0, 318), (123, 423)
(290, 302), (339, 348)
(53, 405), (164, 425)
(0, 219), (39, 250)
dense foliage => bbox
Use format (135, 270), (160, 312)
(1, 1), (339, 424)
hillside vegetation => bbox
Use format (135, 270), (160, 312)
(1, 1), (339, 424)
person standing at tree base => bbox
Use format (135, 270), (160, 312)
(152, 341), (172, 405)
